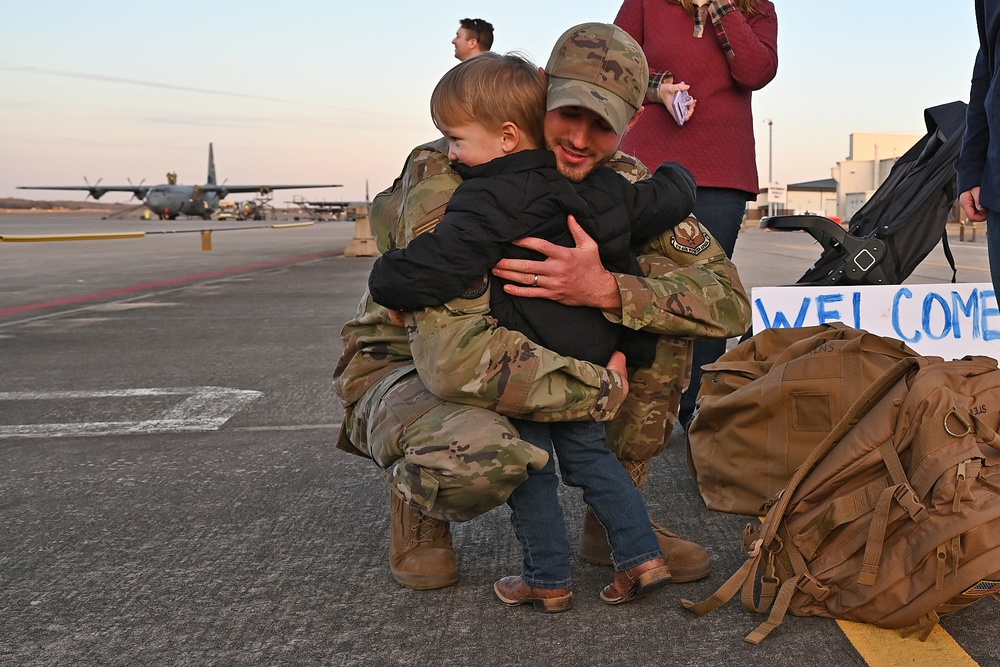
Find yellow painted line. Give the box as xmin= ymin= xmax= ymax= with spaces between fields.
xmin=0 ymin=232 xmax=146 ymax=242
xmin=919 ymin=260 xmax=991 ymax=274
xmin=271 ymin=222 xmax=315 ymax=229
xmin=837 ymin=620 xmax=980 ymax=666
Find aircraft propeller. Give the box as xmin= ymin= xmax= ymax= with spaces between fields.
xmin=127 ymin=177 xmax=149 ymax=200
xmin=83 ymin=176 xmax=107 ymax=200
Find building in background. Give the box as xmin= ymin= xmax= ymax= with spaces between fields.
xmin=747 ymin=131 xmax=921 ymax=224
xmin=831 ymin=132 xmax=921 ymax=220
xmin=748 ymin=178 xmax=838 ymax=222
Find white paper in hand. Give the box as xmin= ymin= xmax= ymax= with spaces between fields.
xmin=671 ymin=89 xmax=694 ymax=126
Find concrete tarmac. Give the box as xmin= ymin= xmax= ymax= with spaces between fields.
xmin=1 ymin=214 xmax=996 ymax=666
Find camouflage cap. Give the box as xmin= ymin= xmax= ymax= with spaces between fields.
xmin=545 ymin=22 xmax=648 ymax=136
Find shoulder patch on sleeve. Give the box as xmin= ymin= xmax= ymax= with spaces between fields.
xmin=460 ymin=276 xmax=489 ymax=299
xmin=669 ymin=218 xmax=712 ymax=255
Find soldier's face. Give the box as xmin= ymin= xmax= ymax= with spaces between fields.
xmin=544 ymin=106 xmax=623 ymax=182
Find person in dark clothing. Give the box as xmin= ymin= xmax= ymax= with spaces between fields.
xmin=957 ymin=0 xmax=1000 ymax=303
xmin=368 ymin=50 xmax=696 ymax=611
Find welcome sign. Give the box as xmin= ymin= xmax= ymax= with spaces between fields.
xmin=751 ymin=283 xmax=1000 ymax=360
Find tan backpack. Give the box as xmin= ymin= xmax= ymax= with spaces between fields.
xmin=683 ymin=355 xmax=1000 ymax=643
xmin=687 ymin=323 xmax=920 ymax=515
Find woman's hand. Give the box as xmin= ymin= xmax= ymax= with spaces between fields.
xmin=657 ymin=80 xmax=697 ymax=122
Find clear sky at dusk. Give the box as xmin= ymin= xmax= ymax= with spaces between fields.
xmin=0 ymin=2 xmax=981 ymax=205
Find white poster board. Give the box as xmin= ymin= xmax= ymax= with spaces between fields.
xmin=751 ymin=283 xmax=1000 ymax=360
xmin=766 ymin=183 xmax=787 ymax=205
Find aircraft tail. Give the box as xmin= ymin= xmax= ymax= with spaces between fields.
xmin=207 ymin=143 xmax=217 ymax=185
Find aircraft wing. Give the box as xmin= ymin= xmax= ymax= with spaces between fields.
xmin=208 ymin=184 xmax=341 ymax=194
xmin=17 ymin=185 xmax=149 ymax=200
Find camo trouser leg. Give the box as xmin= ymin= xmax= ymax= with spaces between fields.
xmin=344 ymin=369 xmax=549 ymax=522
xmin=605 ymin=336 xmax=691 ymax=464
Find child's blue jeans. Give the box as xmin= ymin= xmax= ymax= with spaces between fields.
xmin=507 ymin=419 xmax=662 ymax=589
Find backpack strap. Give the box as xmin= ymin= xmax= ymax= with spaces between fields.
xmin=734 ymin=523 xmax=830 ymax=644
xmin=940 ymin=229 xmax=958 ymax=284
xmin=744 ymin=575 xmax=803 ymax=645
xmin=795 ymin=476 xmax=892 ymax=559
xmin=857 ymin=442 xmax=929 ymax=586
xmin=971 ymin=412 xmax=1000 ymax=449
xmin=899 ymin=610 xmax=941 ymax=642
xmin=681 ymin=558 xmax=757 ymax=616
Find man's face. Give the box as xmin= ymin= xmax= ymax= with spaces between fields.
xmin=452 ymin=28 xmax=478 ymax=61
xmin=543 ymin=106 xmax=623 ymax=182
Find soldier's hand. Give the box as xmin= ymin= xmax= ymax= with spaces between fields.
xmin=606 ymin=351 xmax=630 ymax=400
xmin=492 ymin=215 xmax=622 ymax=311
xmin=960 ymin=187 xmax=988 ymax=222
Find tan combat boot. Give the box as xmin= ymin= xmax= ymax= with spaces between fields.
xmin=389 ymin=491 xmax=459 ymax=590
xmin=578 ymin=459 xmax=711 ymax=583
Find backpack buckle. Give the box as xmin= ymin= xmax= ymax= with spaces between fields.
xmin=797 ymin=574 xmax=831 ymax=601
xmin=893 ymin=485 xmax=928 ymax=522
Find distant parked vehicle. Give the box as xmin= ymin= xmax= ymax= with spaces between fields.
xmin=217 ymin=201 xmax=238 ymax=220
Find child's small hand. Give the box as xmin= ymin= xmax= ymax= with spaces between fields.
xmin=386 ymin=309 xmax=405 ymax=326
xmin=606 ymin=351 xmax=630 ymax=401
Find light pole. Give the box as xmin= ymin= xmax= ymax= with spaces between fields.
xmin=765 ymin=118 xmax=774 ymax=217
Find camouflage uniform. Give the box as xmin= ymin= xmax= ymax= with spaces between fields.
xmin=333 ymin=137 xmax=750 ymax=522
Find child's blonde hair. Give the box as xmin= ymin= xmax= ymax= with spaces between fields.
xmin=430 ymin=52 xmax=546 ymax=147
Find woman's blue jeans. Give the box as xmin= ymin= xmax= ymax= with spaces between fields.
xmin=679 ymin=186 xmax=751 ymax=428
xmin=507 ymin=419 xmax=662 ymax=589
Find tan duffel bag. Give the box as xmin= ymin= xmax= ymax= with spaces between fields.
xmin=686 ymin=323 xmax=919 ymax=515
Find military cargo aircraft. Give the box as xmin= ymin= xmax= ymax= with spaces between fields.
xmin=18 ymin=144 xmax=340 ymax=220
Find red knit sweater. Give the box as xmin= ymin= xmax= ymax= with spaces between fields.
xmin=615 ymin=0 xmax=778 ymax=196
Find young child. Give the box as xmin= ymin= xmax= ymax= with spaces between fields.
xmin=369 ymin=54 xmax=696 ymax=370
xmin=368 ymin=52 xmax=695 ymax=612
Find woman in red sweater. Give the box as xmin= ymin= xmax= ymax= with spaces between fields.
xmin=615 ymin=0 xmax=778 ymax=430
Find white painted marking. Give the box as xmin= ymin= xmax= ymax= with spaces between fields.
xmin=0 ymin=387 xmax=263 ymax=438
xmin=89 ymin=302 xmax=179 ymax=311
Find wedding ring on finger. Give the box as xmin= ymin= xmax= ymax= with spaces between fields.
xmin=533 ymin=274 xmax=539 ymax=287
